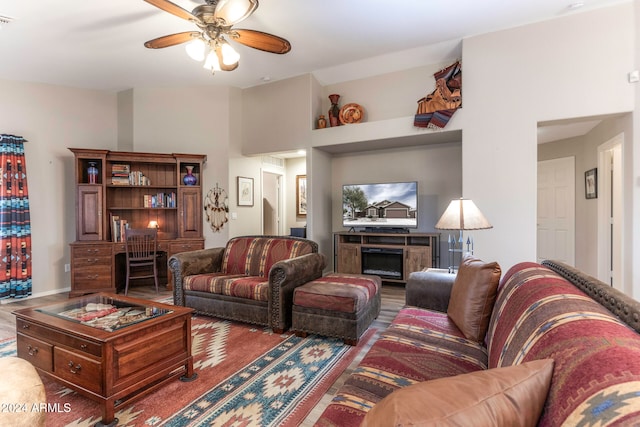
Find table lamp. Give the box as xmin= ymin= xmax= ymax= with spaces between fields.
xmin=435 ymin=198 xmax=492 ymax=273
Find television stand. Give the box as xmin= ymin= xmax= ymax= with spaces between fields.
xmin=334 ymin=231 xmax=440 ymax=284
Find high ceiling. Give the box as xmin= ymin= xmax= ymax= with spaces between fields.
xmin=0 ymin=0 xmax=628 ymax=92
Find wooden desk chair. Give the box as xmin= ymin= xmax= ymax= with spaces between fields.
xmin=124 ymin=228 xmax=159 ymax=295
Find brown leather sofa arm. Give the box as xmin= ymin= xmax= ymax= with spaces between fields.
xmin=169 ymin=247 xmax=225 ymax=306
xmin=268 ymin=252 xmax=327 ymax=332
xmin=405 ymin=270 xmax=457 ymax=313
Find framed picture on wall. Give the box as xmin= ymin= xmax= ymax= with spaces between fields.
xmin=296 ymin=175 xmax=307 ymax=216
xmin=237 ymin=176 xmax=254 ymax=206
xmin=585 ymin=168 xmax=597 ymax=199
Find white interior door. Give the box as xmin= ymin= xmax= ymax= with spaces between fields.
xmin=262 ymin=171 xmax=281 ymax=235
xmin=537 ymin=157 xmax=576 ymax=265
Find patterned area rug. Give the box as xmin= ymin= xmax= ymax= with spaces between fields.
xmin=1 ymin=316 xmax=375 ymax=426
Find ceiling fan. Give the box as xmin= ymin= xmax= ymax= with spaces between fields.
xmin=143 ymin=0 xmax=291 ymax=73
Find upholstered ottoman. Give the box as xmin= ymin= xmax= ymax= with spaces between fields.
xmin=291 ymin=273 xmax=381 ymax=345
xmin=0 ymin=357 xmax=46 ymax=426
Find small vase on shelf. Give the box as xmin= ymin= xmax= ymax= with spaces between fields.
xmin=183 ymin=166 xmax=197 ymax=186
xmin=317 ymin=115 xmax=327 ymax=129
xmin=87 ymin=162 xmax=99 ymax=184
xmin=328 ymin=94 xmax=341 ymax=127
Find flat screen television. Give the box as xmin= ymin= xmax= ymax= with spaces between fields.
xmin=342 ymin=181 xmax=418 ymax=231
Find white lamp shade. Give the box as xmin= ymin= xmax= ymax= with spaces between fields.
xmin=435 ymin=198 xmax=493 ymax=230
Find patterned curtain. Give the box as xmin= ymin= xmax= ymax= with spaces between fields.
xmin=0 ymin=135 xmax=32 ymax=299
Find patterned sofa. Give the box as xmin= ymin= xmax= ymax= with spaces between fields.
xmin=316 ymin=259 xmax=640 ymax=426
xmin=168 ymin=236 xmax=326 ymax=333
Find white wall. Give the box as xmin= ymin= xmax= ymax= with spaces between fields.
xmin=634 ymin=0 xmax=640 ymax=295
xmin=242 ymin=74 xmax=313 ymax=156
xmin=321 ymin=63 xmax=453 ymax=123
xmin=461 ymin=3 xmax=635 ymax=275
xmin=131 ymin=86 xmax=234 ymax=249
xmin=307 ymin=148 xmax=333 ymax=263
xmin=227 ymin=156 xmax=262 ymax=237
xmin=0 ymin=79 xmax=117 ymax=297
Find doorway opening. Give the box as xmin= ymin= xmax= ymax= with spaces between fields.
xmin=262 ymin=171 xmax=282 ymax=235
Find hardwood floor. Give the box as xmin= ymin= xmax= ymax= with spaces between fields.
xmin=0 ymin=282 xmax=406 ymax=426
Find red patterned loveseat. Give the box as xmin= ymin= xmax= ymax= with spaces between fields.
xmin=316 ymin=260 xmax=640 ymax=426
xmin=169 ymin=236 xmax=326 ymax=333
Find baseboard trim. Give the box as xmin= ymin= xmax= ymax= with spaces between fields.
xmin=1 ymin=287 xmax=70 ymax=305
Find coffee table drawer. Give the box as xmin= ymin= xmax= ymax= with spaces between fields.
xmin=16 ymin=319 xmax=102 ymax=357
xmin=54 ymin=347 xmax=102 ymax=394
xmin=16 ymin=333 xmax=53 ymax=372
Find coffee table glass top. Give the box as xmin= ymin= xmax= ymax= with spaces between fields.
xmin=36 ymin=294 xmax=172 ymax=332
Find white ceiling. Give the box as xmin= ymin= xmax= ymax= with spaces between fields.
xmin=0 ymin=0 xmax=626 ymax=146
xmin=0 ymin=0 xmax=627 ymax=92
xmin=537 ymin=119 xmax=603 ymax=144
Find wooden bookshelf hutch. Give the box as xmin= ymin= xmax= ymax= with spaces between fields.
xmin=69 ymin=148 xmax=206 ymax=296
xmin=334 ymin=232 xmax=440 ymax=284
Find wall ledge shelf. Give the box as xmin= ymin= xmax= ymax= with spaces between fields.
xmin=310 ymin=114 xmax=463 ymax=153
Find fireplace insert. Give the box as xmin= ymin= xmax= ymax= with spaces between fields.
xmin=361 ymin=247 xmax=403 ymax=280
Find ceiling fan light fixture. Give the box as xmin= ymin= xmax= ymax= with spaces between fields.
xmin=213 ymin=0 xmax=258 ymax=26
xmin=142 ymin=0 xmax=289 ymax=76
xmin=185 ymin=37 xmax=206 ymax=61
xmin=220 ymin=41 xmax=240 ymax=66
xmin=203 ymin=50 xmax=221 ymax=72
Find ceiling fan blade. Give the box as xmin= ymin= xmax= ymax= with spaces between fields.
xmin=232 ymin=29 xmax=291 ymax=54
xmin=144 ymin=31 xmax=202 ymax=49
xmin=143 ymin=0 xmax=203 ymax=24
xmin=214 ymin=0 xmax=258 ymax=26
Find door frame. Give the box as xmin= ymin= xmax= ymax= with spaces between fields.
xmin=597 ymin=133 xmax=624 ymax=288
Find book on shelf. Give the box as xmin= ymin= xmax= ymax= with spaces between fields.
xmin=143 ymin=192 xmax=176 ymax=208
xmin=110 ymin=214 xmax=128 ymax=242
xmin=111 ymin=176 xmax=130 ymax=185
xmin=111 ymin=163 xmax=130 ymax=173
xmin=110 ymin=170 xmax=151 ymax=186
xmin=129 ymin=171 xmax=151 ymax=186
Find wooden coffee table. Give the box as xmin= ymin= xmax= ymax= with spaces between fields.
xmin=13 ymin=293 xmax=197 ymax=427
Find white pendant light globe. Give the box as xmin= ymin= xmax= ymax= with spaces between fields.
xmin=203 ymin=50 xmax=221 ymax=71
xmin=185 ymin=38 xmax=206 ymax=62
xmin=221 ymin=42 xmax=240 ymax=66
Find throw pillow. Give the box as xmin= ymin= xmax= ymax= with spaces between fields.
xmin=362 ymin=359 xmax=554 ymax=427
xmin=447 ymin=255 xmax=501 ymax=342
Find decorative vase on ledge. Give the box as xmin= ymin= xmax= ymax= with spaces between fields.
xmin=183 ymin=166 xmax=197 ymax=186
xmin=328 ymin=94 xmax=341 ymax=127
xmin=87 ymin=162 xmax=99 ymax=184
